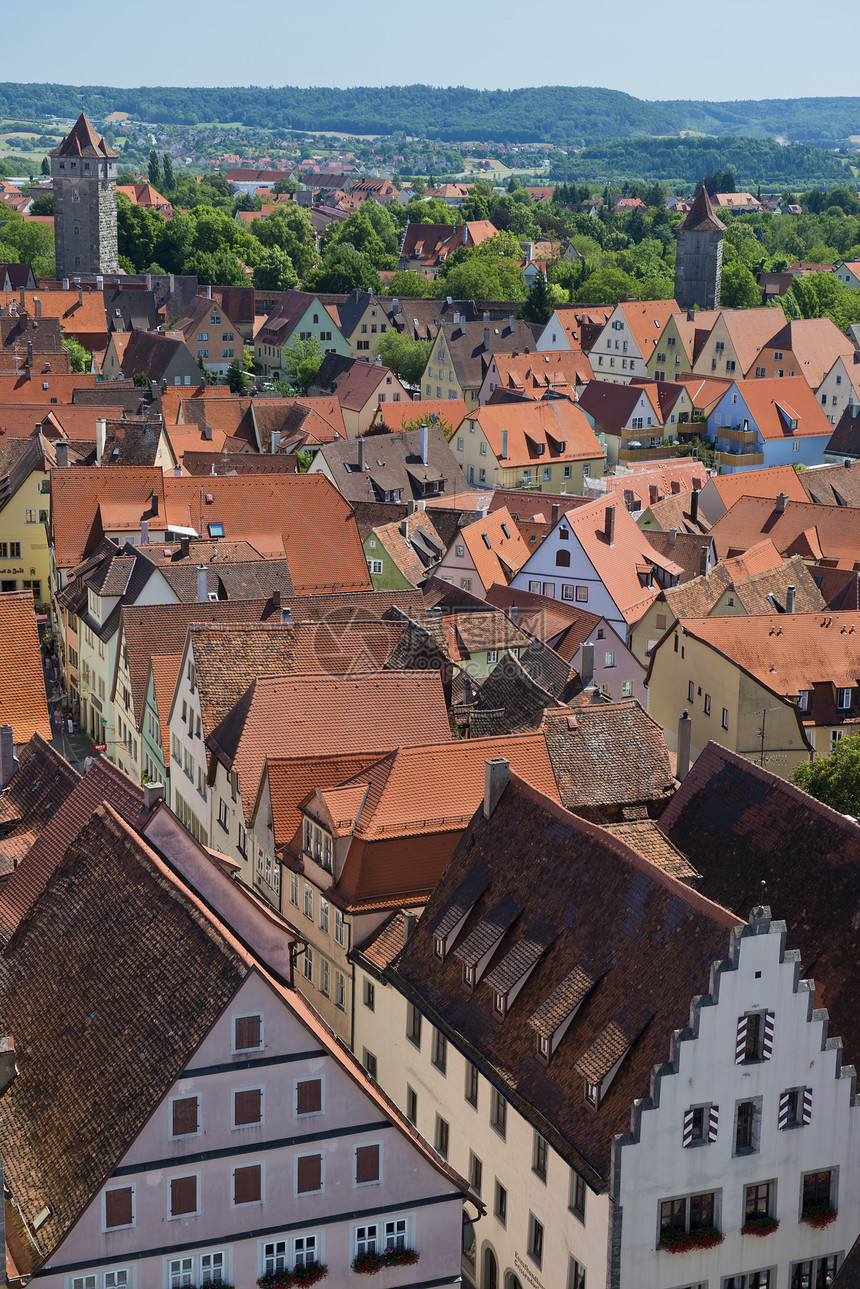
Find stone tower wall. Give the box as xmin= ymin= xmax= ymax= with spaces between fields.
xmin=674 ymin=225 xmax=723 ymax=311
xmin=52 ymin=156 xmax=118 ymax=279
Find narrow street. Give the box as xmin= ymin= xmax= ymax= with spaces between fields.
xmin=41 ymin=653 xmax=98 ymax=774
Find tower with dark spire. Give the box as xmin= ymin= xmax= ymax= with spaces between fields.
xmin=674 ymin=184 xmax=725 ymax=310
xmin=50 ymin=114 xmax=119 ymax=280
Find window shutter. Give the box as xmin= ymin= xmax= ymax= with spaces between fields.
xmin=802 ymin=1087 xmax=813 ymax=1125
xmin=104 ymin=1186 xmax=133 ymax=1228
xmin=762 ymin=1011 xmax=775 ymax=1060
xmin=778 ymin=1091 xmax=790 ymax=1129
xmin=682 ymin=1108 xmax=694 ymax=1147
xmin=296 ymin=1078 xmax=322 ymax=1115
xmin=735 ymin=1015 xmax=749 ymax=1064
xmin=708 ymin=1105 xmax=719 ymax=1142
xmin=170 ymin=1175 xmax=197 ymax=1216
xmin=172 ymin=1096 xmax=198 ymax=1136
xmin=297 ymin=1153 xmax=322 ymax=1193
xmin=234 ymin=1088 xmax=262 ymax=1126
xmin=233 ymin=1163 xmax=262 ymax=1204
xmin=235 ymin=1014 xmax=261 ymax=1049
xmin=356 ymin=1143 xmax=380 ymax=1183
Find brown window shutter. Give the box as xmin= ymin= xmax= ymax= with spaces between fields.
xmin=170 ymin=1175 xmax=197 ymax=1216
xmin=296 ymin=1078 xmax=322 ymax=1115
xmin=356 ymin=1143 xmax=380 ymax=1183
xmin=234 ymin=1087 xmax=262 ymax=1126
xmin=172 ymin=1096 xmax=199 ymax=1136
xmin=296 ymin=1153 xmax=322 ymax=1193
xmin=233 ymin=1163 xmax=262 ymax=1204
xmin=104 ymin=1186 xmax=133 ymax=1228
xmin=235 ymin=1014 xmax=262 ymax=1049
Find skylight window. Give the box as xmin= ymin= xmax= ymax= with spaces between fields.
xmin=208 ymin=522 xmax=225 ymax=538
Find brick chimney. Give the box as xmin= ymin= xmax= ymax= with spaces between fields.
xmin=604 ymin=504 xmax=615 ymax=547
xmin=776 ymin=491 xmax=788 ymax=513
xmin=579 ymin=641 xmax=595 ymax=688
xmin=690 ymin=489 xmax=699 ymax=525
xmin=55 ymin=440 xmax=68 ymax=469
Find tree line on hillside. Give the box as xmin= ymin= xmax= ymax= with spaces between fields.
xmin=656 ymin=97 xmax=860 ymax=149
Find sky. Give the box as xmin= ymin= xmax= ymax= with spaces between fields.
xmin=8 ymin=0 xmax=854 ymax=102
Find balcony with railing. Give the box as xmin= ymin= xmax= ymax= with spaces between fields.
xmin=715 ymin=448 xmax=764 ymax=468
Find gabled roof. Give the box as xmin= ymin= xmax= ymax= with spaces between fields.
xmin=314 ymin=426 xmax=466 ymax=506
xmin=308 ymin=353 xmax=399 ymax=410
xmin=703 ymin=463 xmax=809 ymax=513
xmin=725 ymin=375 xmax=834 ymax=440
xmin=801 ymin=459 xmax=860 ymax=509
xmin=373 ymin=398 xmax=468 ymax=434
xmin=50 ymin=113 xmax=117 ymax=160
xmin=542 ymin=702 xmax=675 ymax=811
xmin=608 ymin=299 xmax=679 ymax=362
xmin=0 ymin=593 xmax=51 ymax=744
xmin=470 ymin=651 xmax=565 ymax=735
xmin=0 ymin=735 xmax=79 ymax=877
xmin=490 ymin=349 xmax=594 ymax=396
xmin=437 ymin=317 xmax=541 ymax=391
xmin=399 ymin=221 xmax=498 ymax=267
xmin=756 ymin=318 xmax=854 ymax=389
xmin=118 ymin=329 xmax=195 ymax=383
xmin=662 ymin=545 xmax=824 ymax=620
xmin=469 ymin=399 xmax=604 ymax=467
xmin=457 ymin=506 xmax=531 ymax=591
xmin=708 ymin=496 xmax=860 ymax=565
xmin=700 ymin=308 xmax=786 ymax=376
xmin=577 ymin=380 xmax=664 ymax=433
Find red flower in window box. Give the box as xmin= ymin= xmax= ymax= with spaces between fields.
xmin=383 ymin=1248 xmax=420 ymax=1267
xmin=351 ymin=1252 xmax=386 ymax=1275
xmin=741 ymin=1216 xmax=780 ymax=1237
xmin=660 ymin=1226 xmax=724 ymax=1253
xmin=257 ymin=1266 xmax=328 ymax=1289
xmin=802 ymin=1203 xmax=837 ymax=1229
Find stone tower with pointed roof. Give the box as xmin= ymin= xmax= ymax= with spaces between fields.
xmin=674 ymin=183 xmax=726 ymax=310
xmin=50 ymin=113 xmax=119 ymax=280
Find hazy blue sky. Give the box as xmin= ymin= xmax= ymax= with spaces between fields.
xmin=9 ymin=0 xmax=852 ymax=102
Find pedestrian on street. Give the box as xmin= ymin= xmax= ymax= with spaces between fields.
xmin=67 ymin=713 xmax=74 ymax=735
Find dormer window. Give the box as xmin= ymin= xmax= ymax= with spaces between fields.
xmin=584 ymin=1081 xmax=599 ymax=1108
xmin=493 ymin=991 xmax=507 ymax=1017
xmin=434 ymin=936 xmax=445 ymax=960
xmin=463 ymin=962 xmax=475 ymax=987
xmin=837 ymin=687 xmax=852 ymax=710
xmin=538 ymin=1035 xmax=550 ymax=1061
xmin=797 ymin=690 xmax=810 ymax=711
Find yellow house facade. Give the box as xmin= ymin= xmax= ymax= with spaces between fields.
xmin=451 ymin=401 xmax=605 ymax=493
xmin=0 ymin=440 xmax=53 ymax=610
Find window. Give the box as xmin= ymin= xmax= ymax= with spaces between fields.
xmin=570 ymin=1171 xmax=586 ymax=1221
xmin=302 ymin=945 xmax=314 ymax=983
xmin=494 ymin=1179 xmax=507 ymax=1226
xmin=745 ymin=1182 xmax=773 ymax=1221
xmin=334 ymin=970 xmax=345 ymax=1010
xmin=533 ymin=1132 xmax=549 ymax=1181
xmin=319 ymin=959 xmax=330 ymax=997
xmin=319 ymin=898 xmax=329 ymax=935
xmin=528 ymin=1214 xmax=544 ymax=1267
xmin=406 ymin=1085 xmax=418 ymax=1125
xmin=170 ymin=1095 xmax=200 ymax=1139
xmin=368 ymin=559 xmax=383 ymax=575
xmin=431 ymin=1029 xmax=447 ymax=1074
xmin=780 ymin=1086 xmax=812 ymax=1128
xmin=465 ymin=1061 xmax=479 ymax=1107
xmin=722 ymin=707 xmax=730 ymax=730
xmin=355 ymin=1223 xmax=378 ymax=1256
xmin=218 ymin=798 xmax=229 ymax=831
xmin=790 ymin=1257 xmax=840 ymax=1289
xmin=407 ymin=1004 xmax=422 ymax=1048
xmin=457 ymin=438 xmax=464 ymax=451
xmin=604 ymin=650 xmax=616 ymax=668
xmin=289 ymin=872 xmax=299 ymax=907
xmin=725 ymin=1275 xmax=773 ymax=1289
xmin=490 ymin=1087 xmax=507 ymax=1138
xmin=460 ymin=577 xmax=472 ymax=591
xmin=296 ymin=1153 xmax=323 ymax=1194
xmin=568 ymin=1258 xmax=586 ymax=1289
xmin=355 ymin=1142 xmax=381 ymax=1184
xmin=802 ymin=1169 xmax=834 ymax=1213
xmin=688 ymin=680 xmax=695 ymax=702
xmin=334 ymin=909 xmax=345 ymax=946
xmin=104 ymin=1185 xmax=135 ymax=1230
xmin=837 ymin=687 xmax=852 ymax=710
xmin=233 ymin=1086 xmax=263 ymax=1127
xmin=292 ymin=1235 xmax=320 ymax=1269
xmin=295 ymin=1076 xmax=323 ymax=1117
xmin=169 ymin=1173 xmax=199 ymax=1218
xmin=736 ymin=1012 xmax=773 ymax=1063
xmin=233 ymin=1013 xmax=263 ymax=1052
xmin=556 ymin=549 xmax=571 ymax=568
xmin=735 ymin=1099 xmax=760 ymax=1153
xmin=363 ymin=977 xmax=375 ymax=1010
xmin=660 ymin=1191 xmax=717 ymax=1243
xmin=435 ymin=1114 xmax=450 ymax=1158
xmin=363 ymin=1049 xmax=377 ymax=1080
xmin=103 ymin=1273 xmax=130 ymax=1289
xmin=574 ymin=585 xmax=588 ymax=603
xmin=303 ymin=884 xmax=314 ymax=920
xmin=704 ymin=694 xmax=711 ymax=716
xmin=232 ymin=1162 xmax=262 ymax=1205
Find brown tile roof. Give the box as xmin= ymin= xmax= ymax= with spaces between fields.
xmin=595 ymin=462 xmax=709 ymax=511
xmin=677 ymin=185 xmax=725 ymax=232
xmin=265 ymin=750 xmax=396 ymax=859
xmin=641 ymin=490 xmax=711 ymax=534
xmin=825 ymin=404 xmax=860 ymax=459
xmin=50 ymin=113 xmax=117 ymax=159
xmin=0 ymin=593 xmax=50 ymax=744
xmin=662 ymin=545 xmax=823 ymax=620
xmin=460 ymin=506 xmax=530 ymax=591
xmin=149 ymin=652 xmax=182 ymax=765
xmin=705 ymin=464 xmax=810 ymax=515
xmin=313 ymin=426 xmax=466 ymax=506
xmin=208 ymin=671 xmax=452 ymax=819
xmin=468 ymin=399 xmax=604 ymax=468
xmin=308 ymin=354 xmax=399 ymax=411
xmin=373 ymin=399 xmax=468 ymax=434
xmin=0 ymin=292 xmax=108 ymax=346
xmin=642 ymin=530 xmax=713 ymax=582
xmin=470 ymin=651 xmax=565 ymax=735
xmin=491 ymin=349 xmax=594 ymax=396
xmin=487 ymin=490 xmax=591 ymax=523
xmin=355 ymin=909 xmax=415 ymax=974
xmin=658 ymin=741 xmax=860 ymax=1065
xmin=0 ymin=371 xmax=101 ymax=405
xmin=399 ymin=221 xmax=498 ymax=268
xmin=601 ymin=818 xmax=699 ymax=882
xmin=0 ymin=735 xmax=79 ymax=878
xmin=0 ymin=757 xmax=146 ymax=941
xmin=438 ymin=317 xmax=541 ymax=393
xmin=388 ymin=775 xmax=740 ymax=1184
xmin=754 ymin=317 xmax=854 ymax=388
xmin=708 ymin=496 xmax=860 ymax=566
xmin=371 ymin=510 xmax=447 ymax=586
xmin=485 ymin=583 xmax=603 ymax=654
xmin=801 ymin=459 xmax=860 ymax=508
xmin=542 ymin=701 xmax=675 ymax=813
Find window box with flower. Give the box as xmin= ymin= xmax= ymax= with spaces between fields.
xmin=660 ymin=1226 xmax=724 ymax=1254
xmin=741 ymin=1215 xmax=779 ymax=1237
xmin=802 ymin=1203 xmax=837 ymax=1229
xmin=257 ymin=1264 xmax=328 ymax=1288
xmin=351 ymin=1248 xmax=421 ymax=1274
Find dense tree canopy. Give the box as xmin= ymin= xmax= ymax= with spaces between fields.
xmin=791 ymin=735 xmax=860 ymax=816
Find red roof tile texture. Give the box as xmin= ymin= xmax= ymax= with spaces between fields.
xmin=0 ymin=593 xmax=51 ymax=743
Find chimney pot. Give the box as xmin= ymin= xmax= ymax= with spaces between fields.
xmin=786 ymin=584 xmax=796 ymax=613
xmin=551 ymin=503 xmax=560 ymax=526
xmin=510 ymin=602 xmax=518 ymax=625
xmin=358 ymin=438 xmax=366 ymax=471
xmin=419 ymin=422 xmax=429 ymax=465
xmin=669 ymin=526 xmax=677 ymax=545
xmin=500 ymin=428 xmax=508 ymax=459
xmin=150 ymin=489 xmax=159 ymax=516
xmin=604 ymin=504 xmax=615 ymax=547
xmin=677 ymin=710 xmax=693 ymax=780
xmin=484 ymin=758 xmax=510 ymax=820
xmin=272 ymin=588 xmax=282 ymax=608
xmin=55 ymin=441 xmax=68 ymax=469
xmin=143 ymin=782 xmax=164 ymax=810
xmin=34 ymin=297 xmax=41 ymax=318
xmin=776 ymin=491 xmax=788 ymax=513
xmin=699 ymin=543 xmax=709 ymax=577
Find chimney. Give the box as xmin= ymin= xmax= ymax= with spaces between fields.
xmin=19 ymin=288 xmax=25 ymax=307
xmin=55 ymin=440 xmax=68 ymax=469
xmin=419 ymin=423 xmax=429 ymax=465
xmin=26 ymin=340 xmax=32 ymax=368
xmin=699 ymin=543 xmax=709 ymax=577
xmin=280 ymin=606 xmax=293 ymax=625
xmin=140 ymin=518 xmax=150 ymax=544
xmin=776 ymin=491 xmax=788 ymax=513
xmin=206 ymin=284 xmax=212 ymax=300
xmin=677 ymin=710 xmax=692 ymax=780
xmin=0 ymin=725 xmax=17 ymax=788
xmin=407 ymin=498 xmax=416 ymax=515
xmin=403 ymin=909 xmax=419 ymax=943
xmin=690 ymin=488 xmax=699 ymax=525
xmin=786 ymin=584 xmax=796 ymax=613
xmin=180 ymin=536 xmax=190 ymax=558
xmin=484 ymin=327 xmax=490 ymax=351
xmin=272 ymin=588 xmax=281 ymax=608
xmin=484 ymin=758 xmax=510 ymax=820
xmin=669 ymin=525 xmax=677 ymax=545
xmin=202 ymin=426 xmax=213 ymax=442
xmin=392 ymin=298 xmax=399 ymax=311
xmin=146 ymin=272 xmax=152 ymax=290
xmin=579 ymin=640 xmax=595 ymax=689
xmin=78 ymin=287 xmax=83 ymax=307
xmin=197 ymin=564 xmax=208 ymax=602
xmin=604 ymin=504 xmax=615 ymax=547
xmin=96 ymin=418 xmax=106 ymax=466
xmin=143 ymin=781 xmax=164 ymax=810
xmin=0 ymin=1036 xmax=17 ymax=1098
xmin=270 ymin=430 xmax=281 ymax=455
xmin=510 ymin=602 xmax=518 ymax=625
xmin=462 ymin=225 xmax=468 ymax=245
xmin=686 ymin=309 xmax=695 ymax=322
xmin=671 ymin=479 xmax=680 ymax=494
xmin=150 ymin=490 xmax=159 ymax=516
xmin=34 ymin=297 xmax=41 ymax=318
xmin=507 ymin=315 xmax=515 ymax=334
xmin=551 ymin=503 xmax=560 ymax=526
xmin=400 ymin=519 xmax=409 ymax=536
xmin=500 ymin=428 xmax=508 ymax=459
xmin=96 ymin=275 xmax=104 ymax=291
xmin=62 ymin=278 xmax=69 ymax=290
xmin=169 ymin=273 xmax=175 ymax=293
xmin=358 ymin=438 xmax=366 ymax=471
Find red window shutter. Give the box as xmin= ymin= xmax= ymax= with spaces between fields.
xmin=296 ymin=1078 xmax=322 ymax=1115
xmin=171 ymin=1096 xmax=198 ymax=1136
xmin=234 ymin=1088 xmax=262 ymax=1126
xmin=708 ymin=1105 xmax=719 ymax=1142
xmin=778 ymin=1091 xmax=790 ymax=1129
xmin=296 ymin=1153 xmax=322 ymax=1193
xmin=356 ymin=1143 xmax=380 ymax=1183
xmin=802 ymin=1087 xmax=813 ymax=1125
xmin=170 ymin=1175 xmax=197 ymax=1216
xmin=104 ymin=1186 xmax=133 ymax=1228
xmin=682 ymin=1109 xmax=694 ymax=1148
xmin=735 ymin=1015 xmax=748 ymax=1064
xmin=235 ymin=1014 xmax=262 ymax=1049
xmin=762 ymin=1011 xmax=775 ymax=1060
xmin=233 ymin=1163 xmax=262 ymax=1204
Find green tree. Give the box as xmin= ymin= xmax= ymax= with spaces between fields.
xmin=719 ymin=261 xmax=761 ymax=309
xmin=254 ymin=246 xmax=299 ymax=292
xmin=575 ymin=266 xmax=640 ymax=305
xmin=249 ymin=204 xmax=316 ymax=277
xmin=519 ymin=273 xmax=554 ymax=324
xmin=383 ymin=270 xmax=436 ymax=298
xmin=132 ymin=371 xmax=150 ymax=388
xmin=304 ymin=244 xmax=382 ymax=294
xmin=226 ymin=356 xmax=251 ymax=393
xmin=162 ymin=154 xmax=175 ymax=192
xmin=282 ymin=335 xmax=324 ymax=395
xmin=374 ymin=331 xmax=432 ymax=386
xmin=791 ymin=734 xmax=860 ymax=816
xmin=40 ymin=156 xmax=49 ymax=176
xmin=398 ymin=413 xmax=455 ymax=440
xmin=148 ymin=149 xmax=161 ymax=188
xmin=273 ymin=177 xmax=298 ymax=196
xmin=62 ymin=337 xmax=91 ymax=374
xmin=29 ymin=192 xmax=53 ymax=216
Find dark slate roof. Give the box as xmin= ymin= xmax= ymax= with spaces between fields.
xmin=472 ymin=652 xmax=564 ymax=734
xmin=824 ymin=405 xmax=860 ymax=459
xmin=119 ymin=331 xmax=195 ymax=383
xmin=0 ymin=806 xmax=246 ymax=1269
xmin=678 ymin=184 xmax=726 ymax=233
xmin=314 ymin=427 xmax=466 ymax=505
xmin=834 ymin=1234 xmax=860 ymax=1289
xmin=50 ymin=113 xmax=117 ymax=160
xmin=0 ymin=436 xmax=48 ymax=516
xmin=438 ymin=317 xmax=541 ymax=392
xmin=387 ymin=775 xmax=740 ymax=1185
xmin=542 ymin=702 xmax=675 ymax=813
xmin=801 ymin=459 xmax=860 ymax=507
xmin=658 ymin=740 xmax=860 ymax=1063
xmin=642 ymin=531 xmax=713 ymax=584
xmin=103 ymin=287 xmax=158 ymax=334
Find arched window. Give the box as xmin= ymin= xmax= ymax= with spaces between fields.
xmin=483 ymin=1248 xmax=498 ymax=1289
xmin=555 ymin=549 xmax=571 ymax=568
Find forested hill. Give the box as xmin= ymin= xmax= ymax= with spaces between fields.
xmin=0 ymin=83 xmax=684 ymax=144
xmin=656 ymin=97 xmax=860 ymax=149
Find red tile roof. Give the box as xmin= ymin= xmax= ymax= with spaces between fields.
xmin=0 ymin=593 xmax=51 ymax=743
